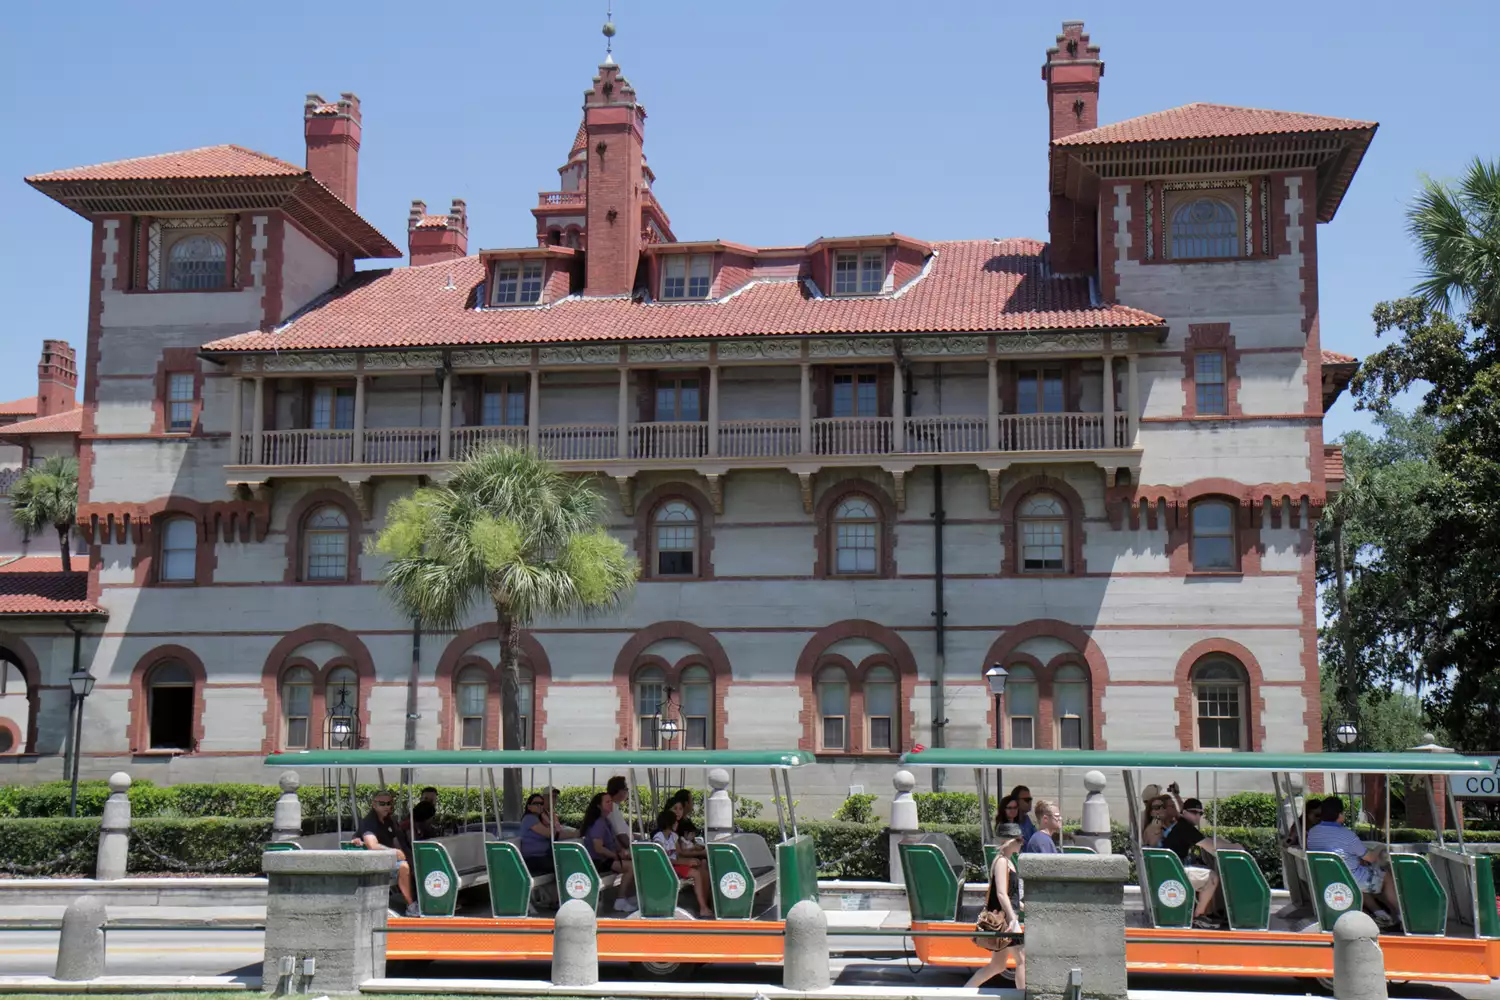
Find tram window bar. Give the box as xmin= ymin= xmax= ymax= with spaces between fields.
xmin=376 ymin=925 xmax=1020 ymax=939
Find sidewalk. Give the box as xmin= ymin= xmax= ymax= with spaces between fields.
xmin=0 ymin=906 xmax=266 ymax=931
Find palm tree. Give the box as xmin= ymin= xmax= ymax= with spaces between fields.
xmin=9 ymin=455 xmax=79 ymax=573
xmin=1408 ymin=157 xmax=1500 ymax=329
xmin=373 ymin=445 xmax=638 ymax=819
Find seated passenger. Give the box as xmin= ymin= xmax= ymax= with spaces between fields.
xmin=581 ymin=792 xmax=637 ymax=912
xmin=359 ymin=791 xmax=419 ymax=918
xmin=1142 ymin=795 xmax=1172 ymax=848
xmin=1162 ymin=798 xmax=1237 ymax=930
xmin=653 ymin=809 xmax=713 ymax=915
xmin=520 ymin=789 xmax=576 ymax=876
xmin=1287 ymin=797 xmax=1321 ymax=848
xmin=410 ymin=800 xmax=440 ymax=841
xmin=1022 ymin=799 xmax=1061 ymax=854
xmin=605 ymin=776 xmax=635 ymax=850
xmin=1305 ymin=796 xmax=1399 ymax=928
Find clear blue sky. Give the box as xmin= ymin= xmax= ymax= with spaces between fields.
xmin=1 ymin=1 xmax=1494 ymax=440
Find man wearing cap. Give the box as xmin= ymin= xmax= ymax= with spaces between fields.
xmin=1162 ymin=797 xmax=1235 ymax=929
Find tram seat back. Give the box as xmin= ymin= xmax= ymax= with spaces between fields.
xmin=1305 ymin=851 xmax=1364 ymax=931
xmin=898 ymin=842 xmax=961 ymax=922
xmin=1215 ymin=849 xmax=1270 ymax=931
xmin=631 ymin=842 xmax=685 ymax=919
xmin=1388 ymin=852 xmax=1448 ymax=936
xmin=1281 ymin=845 xmax=1311 ymax=908
xmin=1140 ymin=848 xmax=1195 ymax=928
xmin=707 ymin=833 xmax=776 ymax=919
xmin=777 ymin=834 xmax=820 ymax=920
xmin=1062 ymin=845 xmax=1098 ymax=855
xmin=1428 ymin=845 xmax=1500 ymax=938
xmin=1479 ymin=852 xmax=1500 ymax=938
xmin=484 ymin=840 xmax=535 ymax=917
xmin=413 ymin=840 xmax=462 ymax=917
xmin=552 ymin=841 xmax=605 ymax=912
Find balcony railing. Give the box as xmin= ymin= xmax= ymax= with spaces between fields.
xmin=231 ymin=412 xmax=1134 ymax=469
xmin=537 ymin=191 xmax=586 ymax=207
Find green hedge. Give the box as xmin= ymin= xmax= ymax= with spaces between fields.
xmin=0 ymin=818 xmax=271 ymax=877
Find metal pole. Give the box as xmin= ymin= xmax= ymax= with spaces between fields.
xmin=404 ymin=619 xmax=421 ymax=752
xmin=66 ymin=621 xmax=84 ymax=819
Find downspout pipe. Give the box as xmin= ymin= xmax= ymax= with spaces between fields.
xmin=403 ymin=619 xmax=421 ymax=787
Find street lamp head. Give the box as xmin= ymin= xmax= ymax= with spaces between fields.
xmin=658 ymin=716 xmax=681 ymax=745
xmin=1335 ymin=721 xmax=1359 ymax=747
xmin=68 ymin=670 xmax=95 ymax=699
xmin=985 ymin=664 xmax=1009 ymax=697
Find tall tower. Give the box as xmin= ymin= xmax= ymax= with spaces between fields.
xmin=581 ymin=13 xmax=648 ymax=297
xmin=1042 ymin=22 xmax=1103 ymax=275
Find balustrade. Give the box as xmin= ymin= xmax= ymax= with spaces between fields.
xmin=632 ymin=421 xmax=709 ymax=460
xmin=996 ymin=412 xmax=1108 ymax=452
xmin=363 ymin=428 xmax=442 ymax=465
xmin=451 ymin=425 xmax=528 ymax=461
xmin=717 ymin=419 xmax=801 ymax=458
xmin=259 ymin=429 xmax=352 ymax=467
xmin=812 ymin=417 xmax=893 ymax=456
xmin=903 ymin=415 xmax=988 ymax=454
xmin=539 ymin=423 xmax=617 ymax=462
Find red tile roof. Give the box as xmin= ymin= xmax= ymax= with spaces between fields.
xmin=1321 ymin=350 xmax=1357 ymax=365
xmin=202 ymin=239 xmax=1165 ymax=353
xmin=569 ymin=120 xmax=588 ymax=155
xmin=309 ymin=103 xmax=341 ymax=116
xmin=25 ymin=144 xmax=305 ymax=183
xmin=1055 ymin=103 xmax=1376 ymax=146
xmin=0 ymin=556 xmax=64 ymax=574
xmin=0 ymin=573 xmax=104 ymax=616
xmin=0 ymin=409 xmax=82 ymax=437
xmin=0 ymin=397 xmax=37 ymax=416
xmin=413 ymin=215 xmax=453 ymax=229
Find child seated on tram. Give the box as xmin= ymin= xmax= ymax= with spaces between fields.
xmin=653 ymin=809 xmax=714 ymax=915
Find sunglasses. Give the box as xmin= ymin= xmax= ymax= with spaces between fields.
xmin=373 ymin=801 xmax=392 ymax=808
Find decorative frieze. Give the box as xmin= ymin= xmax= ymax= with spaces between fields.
xmin=715 ymin=339 xmax=802 ymax=361
xmin=627 ymin=342 xmax=710 ymax=364
xmin=362 ymin=350 xmax=444 ymax=370
xmin=451 ymin=348 xmax=532 ymax=368
xmin=261 ymin=352 xmax=357 ymax=372
xmin=996 ymin=332 xmax=1106 ymax=354
xmin=1111 ymin=332 xmax=1130 ymax=351
xmin=538 ymin=345 xmax=620 ymax=365
xmin=237 ymin=356 xmax=261 ymax=373
xmin=807 ymin=338 xmax=893 ymax=359
xmin=901 ymin=336 xmax=987 ymax=357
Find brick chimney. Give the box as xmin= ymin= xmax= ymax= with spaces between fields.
xmin=304 ymin=92 xmax=362 ymax=209
xmin=407 ymin=199 xmax=469 ymax=266
xmin=582 ymin=62 xmax=646 ymax=297
xmin=1043 ymin=22 xmax=1103 ymax=275
xmin=36 ymin=340 xmax=77 ymax=418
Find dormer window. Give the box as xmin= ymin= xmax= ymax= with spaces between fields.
xmin=834 ymin=250 xmax=885 ymax=295
xmin=144 ymin=217 xmax=234 ymax=291
xmin=493 ymin=261 xmax=544 ymax=305
xmin=662 ymin=254 xmax=711 ymax=300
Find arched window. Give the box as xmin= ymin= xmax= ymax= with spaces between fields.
xmin=159 ymin=517 xmax=197 ymax=583
xmin=517 ymin=665 xmax=535 ymax=749
xmin=680 ymin=665 xmax=712 ymax=750
xmin=1019 ymin=493 xmax=1067 ymax=573
xmin=325 ymin=666 xmax=359 ymax=749
xmin=303 ymin=505 xmax=351 ymax=581
xmin=167 ymin=234 xmax=228 ymax=290
xmin=146 ymin=660 xmax=195 ymax=751
xmin=1054 ymin=663 xmax=1090 ymax=750
xmin=1190 ymin=500 xmax=1237 ymax=571
xmin=1192 ymin=657 xmax=1247 ymax=750
xmin=865 ymin=665 xmax=896 ymax=752
xmin=456 ymin=666 xmax=489 ymax=750
xmin=833 ymin=496 xmax=881 ymax=575
xmin=1170 ymin=198 xmax=1239 ymax=260
xmin=634 ymin=666 xmax=666 ymax=748
xmin=1004 ymin=665 xmax=1037 ymax=749
xmin=0 ymin=661 xmax=28 ymax=754
xmin=816 ymin=666 xmax=850 ymax=751
xmin=282 ymin=666 xmax=313 ymax=750
xmin=653 ymin=501 xmax=698 ymax=577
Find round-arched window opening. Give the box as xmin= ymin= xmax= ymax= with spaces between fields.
xmin=167 ymin=234 xmax=228 ymax=290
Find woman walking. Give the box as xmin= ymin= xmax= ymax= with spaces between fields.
xmin=966 ymin=822 xmax=1026 ymax=989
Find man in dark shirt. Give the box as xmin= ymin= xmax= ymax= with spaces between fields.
xmin=1161 ymin=797 xmax=1230 ymax=928
xmin=359 ymin=791 xmax=419 ymax=917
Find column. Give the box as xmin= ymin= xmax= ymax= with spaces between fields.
xmin=351 ymin=374 xmax=366 ymax=464
xmin=891 ymin=362 xmax=905 ymax=453
xmin=1015 ymin=853 xmax=1130 ymax=1000
xmin=1101 ymin=353 xmax=1116 ymax=448
xmin=228 ymin=377 xmax=243 ymax=463
xmin=251 ymin=377 xmax=265 ymax=465
xmin=985 ymin=358 xmax=999 ymax=451
xmin=1126 ymin=354 xmax=1140 ymax=446
xmin=262 ymin=850 xmax=393 ymax=992
xmin=616 ymin=367 xmax=629 ymax=458
xmin=438 ymin=370 xmax=452 ymax=461
xmin=799 ymin=363 xmax=812 ymax=456
xmin=706 ymin=365 xmax=719 ymax=457
xmin=528 ymin=369 xmax=541 ymax=452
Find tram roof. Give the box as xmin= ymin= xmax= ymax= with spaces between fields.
xmin=264 ymin=749 xmax=817 ymax=769
xmin=898 ymin=749 xmax=1497 ymax=775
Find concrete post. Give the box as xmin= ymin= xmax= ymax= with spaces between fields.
xmin=262 ymin=850 xmax=392 ymax=993
xmin=1079 ymin=770 xmax=1112 ymax=855
xmin=552 ymin=898 xmax=600 ymax=987
xmin=273 ymin=771 xmax=303 ymax=842
xmin=705 ymin=768 xmax=734 ymax=841
xmin=798 ymin=362 xmax=812 ymax=456
xmin=528 ymin=368 xmax=541 ymax=452
xmin=438 ymin=371 xmax=453 ymax=461
xmin=1332 ymin=911 xmax=1387 ymax=1000
xmin=783 ymin=899 xmax=831 ymax=991
xmin=888 ymin=768 xmax=920 ymax=885
xmin=1015 ymin=853 xmax=1130 ymax=1000
xmin=1100 ymin=355 xmax=1115 ymax=446
xmin=53 ymin=896 xmax=106 ymax=981
xmin=95 ymin=772 xmax=131 ymax=881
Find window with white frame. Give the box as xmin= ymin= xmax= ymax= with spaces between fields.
xmin=1190 ymin=500 xmax=1237 ymax=572
xmin=816 ymin=666 xmax=850 ymax=751
xmin=493 ymin=261 xmax=545 ymax=305
xmin=662 ymin=254 xmax=712 ymax=299
xmin=303 ymin=505 xmax=350 ymax=581
xmin=159 ymin=517 xmax=197 ymax=582
xmin=653 ymin=500 xmax=698 ymax=577
xmin=482 ymin=377 xmax=528 ymax=426
xmin=282 ymin=666 xmax=313 ymax=750
xmin=1004 ymin=665 xmax=1037 ymax=749
xmin=1195 ymin=352 xmax=1227 ymax=415
xmin=456 ymin=666 xmax=488 ymax=750
xmin=1169 ymin=197 xmax=1239 ymax=260
xmin=635 ymin=666 xmax=666 ymax=749
xmin=517 ymin=665 xmax=534 ymax=749
xmin=865 ymin=665 xmax=896 ymax=752
xmin=1019 ymin=493 xmax=1067 ymax=573
xmin=325 ymin=666 xmax=358 ymax=749
xmin=166 ymin=373 xmax=195 ymax=432
xmin=1193 ymin=657 xmax=1247 ymax=750
xmin=1054 ymin=663 xmax=1089 ymax=750
xmin=833 ymin=250 xmax=884 ymax=295
xmin=680 ymin=665 xmax=711 ymax=750
xmin=833 ymin=495 xmax=880 ymax=575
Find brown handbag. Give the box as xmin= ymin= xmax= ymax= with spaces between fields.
xmin=972 ymin=908 xmax=1010 ymax=951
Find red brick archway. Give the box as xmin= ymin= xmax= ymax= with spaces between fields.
xmin=1172 ymin=638 xmax=1268 ymax=751
xmin=794 ymin=620 xmax=918 ymax=755
xmin=0 ymin=632 xmax=41 ymax=754
xmin=612 ymin=621 xmax=732 ymax=750
xmin=435 ymin=623 xmax=553 ymax=750
xmin=127 ymin=644 xmax=207 ymax=754
xmin=259 ymin=624 xmax=376 ymax=752
xmin=982 ymin=620 xmax=1111 ymax=749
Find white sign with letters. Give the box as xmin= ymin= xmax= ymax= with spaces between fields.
xmin=1452 ymin=760 xmax=1500 ymax=800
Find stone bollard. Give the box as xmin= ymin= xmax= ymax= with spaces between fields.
xmin=1332 ymin=911 xmax=1387 ymax=1000
xmin=887 ymin=769 xmax=920 ymax=885
xmin=705 ymin=768 xmax=734 ymax=842
xmin=1015 ymin=853 xmax=1130 ymax=1000
xmin=783 ymin=899 xmax=831 ymax=991
xmin=1078 ymin=770 xmax=1112 ymax=855
xmin=272 ymin=771 xmax=302 ymax=842
xmin=262 ymin=850 xmax=393 ymax=993
xmin=552 ymin=898 xmax=600 ymax=987
xmin=54 ymin=896 xmax=107 ymax=981
xmin=96 ymin=772 xmax=131 ymax=881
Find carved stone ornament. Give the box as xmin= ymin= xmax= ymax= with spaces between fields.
xmin=538 ymin=345 xmax=620 ymax=365
xmin=627 ymin=341 xmax=711 ymax=364
xmin=987 ymin=470 xmax=1003 ymax=511
xmin=614 ymin=476 xmax=634 ymax=516
xmin=261 ymin=352 xmax=357 ymax=372
xmin=997 ymin=332 xmax=1105 ymax=354
xmin=902 ymin=336 xmax=987 ymax=357
xmin=343 ymin=479 xmax=373 ymax=520
xmin=363 ymin=350 xmax=444 ymax=370
xmin=451 ymin=348 xmax=532 ymax=368
xmin=715 ymin=339 xmax=802 ymax=361
xmin=1111 ymin=332 xmax=1130 ymax=350
xmin=797 ymin=473 xmax=814 ymax=514
xmin=704 ymin=474 xmax=724 ymax=514
xmin=807 ymin=338 xmax=893 ymax=359
xmin=237 ymin=356 xmax=261 ymax=373
xmin=891 ymin=470 xmax=907 ymax=512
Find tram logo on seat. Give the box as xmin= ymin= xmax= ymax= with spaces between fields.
xmin=1324 ymin=882 xmax=1355 ymax=911
xmin=423 ymin=871 xmax=451 ymax=898
xmin=565 ymin=872 xmax=593 ymax=899
xmin=719 ymin=872 xmax=747 ymax=899
xmin=1157 ymin=879 xmax=1187 ymax=908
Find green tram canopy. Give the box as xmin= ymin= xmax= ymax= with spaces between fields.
xmin=264 ymin=749 xmax=817 ymax=770
xmin=899 ymin=748 xmax=1498 ymax=776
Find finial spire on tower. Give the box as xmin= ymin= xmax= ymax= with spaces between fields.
xmin=602 ymin=2 xmax=616 ymax=65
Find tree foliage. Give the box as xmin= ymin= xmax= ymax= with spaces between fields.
xmin=8 ymin=455 xmax=78 ymax=573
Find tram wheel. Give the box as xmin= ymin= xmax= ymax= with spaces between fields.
xmin=631 ymin=960 xmax=699 ymax=982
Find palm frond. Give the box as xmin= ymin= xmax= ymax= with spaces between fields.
xmin=9 ymin=455 xmax=79 ymax=534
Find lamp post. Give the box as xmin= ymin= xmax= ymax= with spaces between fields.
xmin=986 ymin=664 xmax=1009 ymax=799
xmin=67 ymin=668 xmax=96 ymax=818
xmin=657 ymin=716 xmax=680 ymax=749
xmin=1335 ymin=720 xmax=1359 ymax=749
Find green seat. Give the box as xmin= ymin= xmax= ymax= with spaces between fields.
xmin=1062 ymin=846 xmax=1097 ymax=855
xmin=631 ymin=842 xmax=687 ymax=918
xmin=776 ymin=835 xmax=819 ymax=919
xmin=1140 ymin=847 xmax=1195 ymax=928
xmin=1389 ymin=853 xmax=1447 ymax=937
xmin=707 ymin=835 xmax=774 ymax=919
xmin=553 ymin=841 xmax=603 ymax=912
xmin=484 ymin=841 xmax=537 ymax=917
xmin=899 ymin=842 xmax=961 ymax=921
xmin=263 ymin=842 xmax=299 ymax=852
xmin=1306 ymin=851 xmax=1363 ymax=931
xmin=1215 ymin=849 xmax=1270 ymax=931
xmin=1478 ymin=854 xmax=1500 ymax=938
xmin=413 ymin=841 xmax=461 ymax=917
xmin=340 ymin=841 xmax=365 ymax=850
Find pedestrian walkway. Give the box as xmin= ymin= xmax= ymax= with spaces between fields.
xmin=0 ymin=905 xmax=265 ymax=930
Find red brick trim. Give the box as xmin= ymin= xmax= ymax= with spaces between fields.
xmin=792 ymin=620 xmax=918 ymax=755
xmin=991 ymin=651 xmax=1045 ymax=750
xmin=133 ymin=502 xmax=220 ymax=588
xmin=283 ymin=488 xmax=363 ymax=584
xmin=982 ymin=620 xmax=1110 ymax=750
xmin=126 ymin=644 xmax=207 ymax=753
xmin=258 ymin=624 xmax=376 ymax=753
xmin=1157 ymin=480 xmax=1266 ymax=576
xmin=260 ymin=213 xmax=286 ymax=331
xmin=612 ymin=621 xmax=732 ymax=750
xmin=634 ymin=482 xmax=716 ymax=581
xmin=79 ymin=498 xmax=270 ymax=546
xmin=1172 ymin=638 xmax=1268 ymax=752
xmin=150 ymin=347 xmax=206 ymax=436
xmin=0 ymin=717 xmax=21 ymax=755
xmin=1180 ymin=323 xmax=1242 ymax=418
xmin=0 ymin=632 xmax=41 ymax=754
xmin=434 ymin=622 xmax=553 ymax=751
xmin=998 ymin=474 xmax=1086 ymax=577
xmin=813 ymin=478 xmax=898 ymax=579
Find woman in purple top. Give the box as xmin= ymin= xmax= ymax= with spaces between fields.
xmin=580 ymin=792 xmax=637 ymax=911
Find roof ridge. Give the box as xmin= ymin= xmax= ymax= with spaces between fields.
xmin=224 ymin=143 xmax=305 ymax=172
